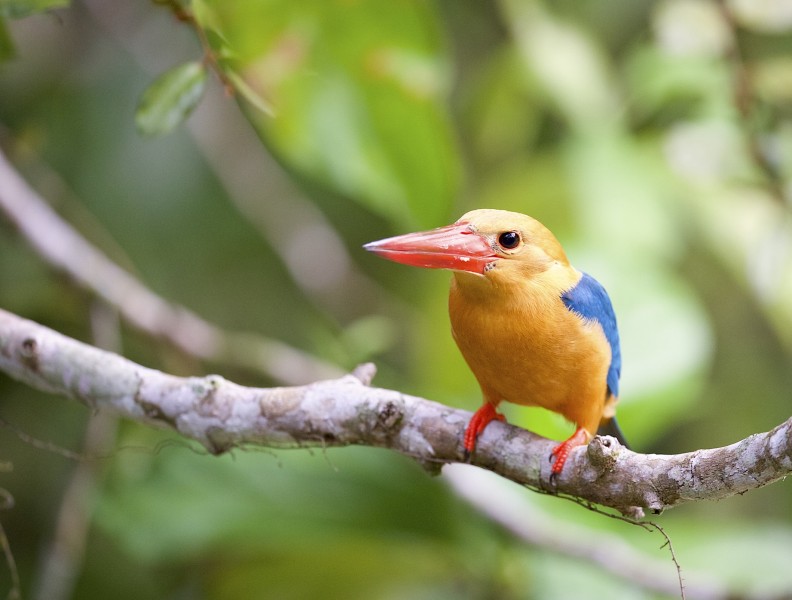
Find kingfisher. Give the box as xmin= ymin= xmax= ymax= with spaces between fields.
xmin=364 ymin=209 xmax=626 ymax=477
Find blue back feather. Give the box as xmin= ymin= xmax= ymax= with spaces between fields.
xmin=561 ymin=272 xmax=621 ymax=397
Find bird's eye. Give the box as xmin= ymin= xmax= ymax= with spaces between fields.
xmin=498 ymin=231 xmax=521 ymax=250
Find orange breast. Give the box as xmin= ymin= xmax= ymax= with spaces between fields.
xmin=449 ymin=271 xmax=611 ymax=434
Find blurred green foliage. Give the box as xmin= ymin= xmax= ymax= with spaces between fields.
xmin=0 ymin=0 xmax=66 ymax=19
xmin=135 ymin=60 xmax=207 ymax=137
xmin=1 ymin=0 xmax=792 ymax=599
xmin=194 ymin=0 xmax=460 ymax=228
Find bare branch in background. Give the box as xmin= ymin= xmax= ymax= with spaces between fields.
xmin=0 ymin=147 xmax=340 ymax=385
xmin=444 ymin=466 xmax=729 ymax=600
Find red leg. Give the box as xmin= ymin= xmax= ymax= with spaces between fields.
xmin=464 ymin=402 xmax=505 ymax=455
xmin=550 ymin=426 xmax=590 ymax=476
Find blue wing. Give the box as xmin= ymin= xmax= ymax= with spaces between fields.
xmin=561 ymin=272 xmax=621 ymax=398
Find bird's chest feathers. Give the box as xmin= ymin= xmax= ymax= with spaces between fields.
xmin=449 ymin=279 xmax=586 ymax=361
xmin=448 ymin=271 xmax=609 ymax=409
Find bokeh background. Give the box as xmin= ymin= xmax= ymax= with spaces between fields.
xmin=1 ymin=0 xmax=792 ymax=598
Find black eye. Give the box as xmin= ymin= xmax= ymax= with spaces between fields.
xmin=498 ymin=231 xmax=521 ymax=250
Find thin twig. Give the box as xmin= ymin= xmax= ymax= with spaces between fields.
xmin=0 ymin=416 xmax=88 ymax=462
xmin=650 ymin=521 xmax=686 ymax=600
xmin=570 ymin=500 xmax=688 ymax=600
xmin=154 ymin=0 xmax=236 ymax=96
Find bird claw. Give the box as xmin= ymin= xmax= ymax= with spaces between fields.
xmin=544 ymin=449 xmax=562 ymax=492
xmin=547 ymin=426 xmax=589 ymax=483
xmin=462 ymin=403 xmax=505 ymax=459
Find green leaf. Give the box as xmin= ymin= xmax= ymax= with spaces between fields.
xmin=0 ymin=0 xmax=68 ymax=18
xmin=135 ymin=61 xmax=207 ymax=137
xmin=192 ymin=0 xmax=461 ymax=227
xmin=0 ymin=17 xmax=14 ymax=61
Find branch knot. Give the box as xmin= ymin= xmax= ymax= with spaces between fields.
xmin=587 ymin=435 xmax=621 ymax=471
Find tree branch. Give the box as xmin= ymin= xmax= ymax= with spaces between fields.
xmin=1 ymin=308 xmax=790 ymax=518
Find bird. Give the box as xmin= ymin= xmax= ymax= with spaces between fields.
xmin=364 ymin=208 xmax=627 ymax=478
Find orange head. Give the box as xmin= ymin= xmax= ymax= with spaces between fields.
xmin=364 ymin=209 xmax=569 ymax=284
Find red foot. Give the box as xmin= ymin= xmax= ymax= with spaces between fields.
xmin=464 ymin=403 xmax=505 ymax=455
xmin=550 ymin=426 xmax=589 ymax=477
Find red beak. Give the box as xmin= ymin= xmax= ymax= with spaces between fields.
xmin=364 ymin=222 xmax=497 ymax=275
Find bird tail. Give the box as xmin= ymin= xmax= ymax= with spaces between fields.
xmin=596 ymin=417 xmax=630 ymax=449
